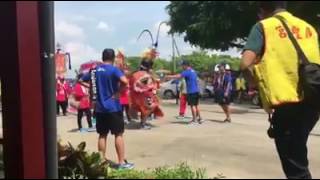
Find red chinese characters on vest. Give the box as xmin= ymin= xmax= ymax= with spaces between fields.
xmin=275 ymin=25 xmax=313 ymax=39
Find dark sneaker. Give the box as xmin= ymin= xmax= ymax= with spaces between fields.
xmin=198 ymin=119 xmax=204 ymax=124
xmin=141 ymin=124 xmax=151 ymax=130
xmin=118 ymin=162 xmax=134 ymax=170
xmin=224 ymin=118 xmax=232 ymax=123
xmin=188 ymin=120 xmax=198 ymax=126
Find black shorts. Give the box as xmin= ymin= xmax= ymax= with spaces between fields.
xmin=215 ymin=92 xmax=231 ymax=105
xmin=95 ymin=112 xmax=124 ymax=135
xmin=187 ymin=93 xmax=200 ymax=106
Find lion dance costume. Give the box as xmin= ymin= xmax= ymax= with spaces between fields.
xmin=128 ymin=48 xmax=164 ymax=119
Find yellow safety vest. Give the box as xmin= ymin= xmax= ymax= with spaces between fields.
xmin=236 ymin=78 xmax=246 ymax=91
xmin=254 ymin=11 xmax=320 ymax=111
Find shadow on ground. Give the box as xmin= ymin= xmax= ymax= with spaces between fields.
xmin=202 ymin=109 xmax=250 ymax=114
xmin=125 ymin=121 xmax=157 ymax=130
xmin=68 ymin=128 xmax=79 ymax=133
xmin=206 ymin=119 xmax=227 ymax=124
xmin=171 ymin=121 xmax=190 ymax=125
xmin=311 ymin=133 xmax=320 ymax=137
xmin=171 ymin=119 xmax=230 ymax=125
xmin=68 ymin=128 xmax=97 ymax=133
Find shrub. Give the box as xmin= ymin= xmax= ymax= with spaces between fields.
xmin=58 ymin=141 xmax=108 ymax=179
xmin=58 ymin=141 xmax=224 ymax=179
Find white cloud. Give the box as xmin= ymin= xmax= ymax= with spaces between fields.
xmin=97 ymin=21 xmax=114 ymax=32
xmin=153 ymin=21 xmax=171 ymax=38
xmin=55 ymin=21 xmax=86 ymax=42
xmin=208 ymin=47 xmax=241 ymax=58
xmin=55 ymin=20 xmax=101 ymax=78
xmin=64 ymin=42 xmax=101 ymax=78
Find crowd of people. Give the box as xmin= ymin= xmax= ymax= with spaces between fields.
xmin=54 ymin=1 xmax=320 ymax=178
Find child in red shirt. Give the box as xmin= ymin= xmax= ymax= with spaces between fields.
xmin=73 ymin=76 xmax=93 ymax=131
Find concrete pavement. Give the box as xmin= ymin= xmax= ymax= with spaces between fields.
xmin=57 ymin=100 xmax=320 ymax=179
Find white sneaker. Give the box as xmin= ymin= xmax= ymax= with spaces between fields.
xmin=188 ymin=121 xmax=198 ymax=126
xmin=176 ymin=115 xmax=185 ymax=120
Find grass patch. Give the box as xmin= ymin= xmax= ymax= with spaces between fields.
xmin=108 ymin=162 xmax=208 ymax=179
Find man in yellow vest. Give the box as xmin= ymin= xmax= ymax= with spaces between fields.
xmin=241 ymin=1 xmax=320 ymax=179
xmin=235 ymin=74 xmax=246 ymax=104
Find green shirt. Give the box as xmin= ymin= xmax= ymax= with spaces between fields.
xmin=243 ymin=23 xmax=264 ymax=56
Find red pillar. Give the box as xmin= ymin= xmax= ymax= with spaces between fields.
xmin=0 ymin=1 xmax=47 ymax=178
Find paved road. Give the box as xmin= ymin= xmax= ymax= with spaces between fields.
xmin=57 ymin=100 xmax=320 ymax=179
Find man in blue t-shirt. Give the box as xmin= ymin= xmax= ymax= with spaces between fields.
xmin=81 ymin=48 xmax=133 ymax=170
xmin=168 ymin=60 xmax=203 ymax=124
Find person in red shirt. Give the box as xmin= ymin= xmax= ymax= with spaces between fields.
xmin=73 ymin=75 xmax=93 ymax=131
xmin=56 ymin=76 xmax=68 ymax=116
xmin=119 ymin=69 xmax=132 ymax=124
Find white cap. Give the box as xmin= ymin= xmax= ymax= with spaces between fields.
xmin=225 ymin=64 xmax=231 ymax=70
xmin=215 ymin=63 xmax=231 ymax=71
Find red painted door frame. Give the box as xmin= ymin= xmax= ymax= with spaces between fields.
xmin=0 ymin=1 xmax=51 ymax=178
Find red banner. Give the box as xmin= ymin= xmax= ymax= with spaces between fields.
xmin=55 ymin=53 xmax=66 ymax=75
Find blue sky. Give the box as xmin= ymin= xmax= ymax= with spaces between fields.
xmin=54 ymin=1 xmax=240 ymax=77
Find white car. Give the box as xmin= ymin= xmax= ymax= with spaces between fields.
xmin=159 ymin=79 xmax=214 ymax=99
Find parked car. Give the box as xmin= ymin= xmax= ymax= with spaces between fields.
xmin=159 ymin=79 xmax=214 ymax=99
xmin=159 ymin=79 xmax=179 ymax=99
xmin=203 ymin=84 xmax=214 ymax=98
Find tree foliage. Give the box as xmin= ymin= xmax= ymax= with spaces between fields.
xmin=179 ymin=51 xmax=241 ymax=73
xmin=126 ymin=56 xmax=172 ymax=72
xmin=126 ymin=52 xmax=241 ymax=74
xmin=167 ymin=1 xmax=320 ymax=50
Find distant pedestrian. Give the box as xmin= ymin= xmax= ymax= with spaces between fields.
xmin=73 ymin=74 xmax=93 ymax=132
xmin=214 ymin=63 xmax=232 ymax=123
xmin=177 ymin=79 xmax=187 ymax=119
xmin=120 ymin=69 xmax=132 ymax=124
xmin=235 ymin=74 xmax=246 ymax=104
xmin=168 ymin=60 xmax=203 ymax=124
xmin=56 ymin=76 xmax=69 ymax=116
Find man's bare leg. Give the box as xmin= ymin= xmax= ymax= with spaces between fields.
xmin=196 ymin=105 xmax=202 ymax=120
xmin=191 ymin=105 xmax=197 ymax=122
xmin=98 ymin=134 xmax=107 ymax=160
xmin=222 ymin=105 xmax=231 ymax=122
xmin=115 ymin=133 xmax=125 ymax=164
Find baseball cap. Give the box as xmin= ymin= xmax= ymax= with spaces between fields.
xmin=181 ymin=60 xmax=190 ymax=66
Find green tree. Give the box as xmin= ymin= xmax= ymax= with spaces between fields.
xmin=126 ymin=56 xmax=141 ymax=71
xmin=179 ymin=51 xmax=241 ymax=73
xmin=126 ymin=56 xmax=172 ymax=72
xmin=153 ymin=58 xmax=172 ymax=71
xmin=127 ymin=53 xmax=241 ymax=74
xmin=167 ymin=1 xmax=320 ymax=50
